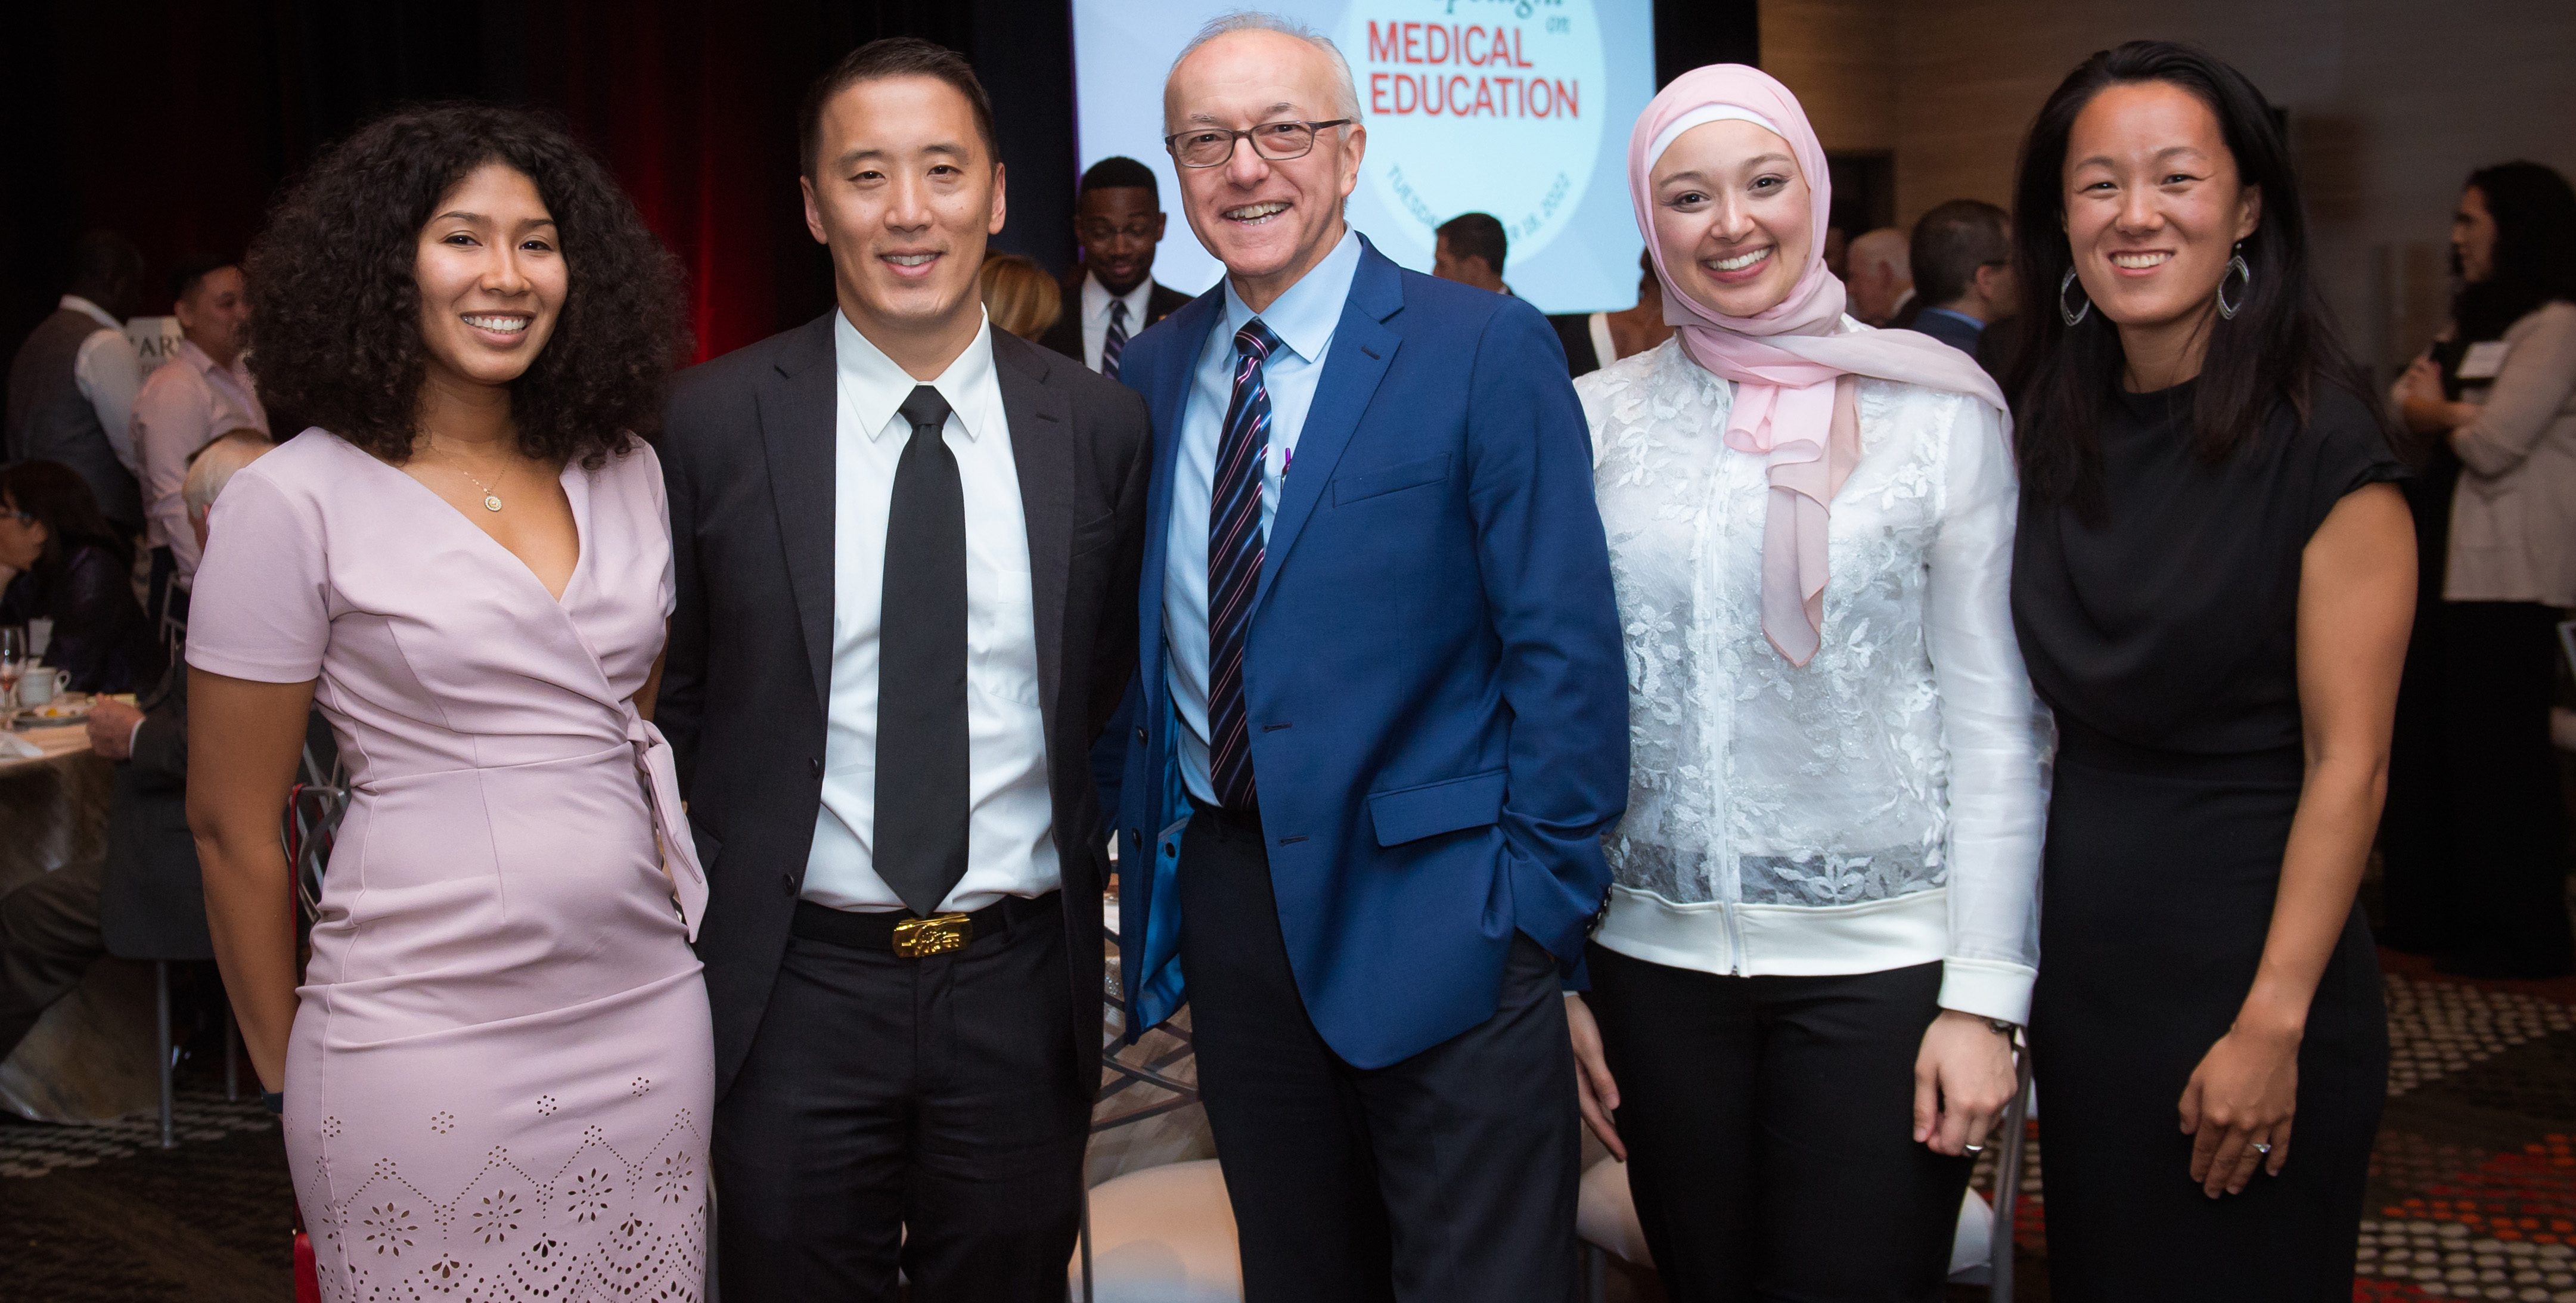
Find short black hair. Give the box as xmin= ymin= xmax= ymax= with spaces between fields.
xmin=1436 ymin=212 xmax=1507 ymax=275
xmin=1909 ymin=200 xmax=2010 ymax=308
xmin=1081 ymin=156 xmax=1159 ymax=205
xmin=800 ymin=38 xmax=997 ymax=179
xmin=170 ymin=254 xmax=240 ymax=306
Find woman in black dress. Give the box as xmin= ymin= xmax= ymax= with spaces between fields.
xmin=0 ymin=459 xmax=161 ymax=693
xmin=2004 ymin=43 xmax=2413 ymax=1301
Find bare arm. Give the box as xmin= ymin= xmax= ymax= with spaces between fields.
xmin=186 ymin=668 xmax=318 ymax=1093
xmin=2180 ymin=482 xmax=2413 ymax=1195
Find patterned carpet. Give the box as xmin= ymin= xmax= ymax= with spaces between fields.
xmin=14 ymin=953 xmax=2576 ymax=1301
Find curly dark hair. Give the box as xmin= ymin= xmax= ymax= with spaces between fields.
xmin=244 ymin=101 xmax=688 ymax=466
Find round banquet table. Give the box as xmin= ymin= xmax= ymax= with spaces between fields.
xmin=0 ymin=722 xmax=161 ymax=1123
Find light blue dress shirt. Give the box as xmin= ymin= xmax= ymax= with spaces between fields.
xmin=1162 ymin=229 xmax=1364 ymax=804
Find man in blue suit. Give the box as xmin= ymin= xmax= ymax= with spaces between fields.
xmin=1113 ymin=14 xmax=1628 ymax=1301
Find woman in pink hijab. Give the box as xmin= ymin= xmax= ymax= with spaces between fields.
xmin=1565 ymin=66 xmax=2047 ymax=1298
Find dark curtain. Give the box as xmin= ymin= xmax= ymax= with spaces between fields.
xmin=0 ymin=0 xmax=1077 ymax=381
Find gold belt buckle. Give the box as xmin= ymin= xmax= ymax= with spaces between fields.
xmin=893 ymin=913 xmax=973 ymax=958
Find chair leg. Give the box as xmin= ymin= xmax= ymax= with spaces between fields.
xmin=155 ymin=961 xmax=175 ymax=1149
xmin=1582 ymin=1242 xmax=1606 ymax=1303
xmin=1076 ymin=1183 xmax=1094 ymax=1303
xmin=224 ymin=1004 xmax=239 ymax=1102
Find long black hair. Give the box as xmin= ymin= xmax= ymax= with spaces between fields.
xmin=2452 ymin=161 xmax=2576 ymax=346
xmin=2003 ymin=41 xmax=2372 ymax=513
xmin=0 ymin=460 xmax=132 ymax=573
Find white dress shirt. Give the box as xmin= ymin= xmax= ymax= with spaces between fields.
xmin=1079 ymin=271 xmax=1156 ymax=374
xmin=134 ymin=339 xmax=269 ymax=580
xmin=804 ymin=309 xmax=1058 ymax=914
xmin=1580 ymin=338 xmax=2046 ymax=1023
xmin=1160 ymin=228 xmax=1363 ymax=803
xmin=62 ymin=296 xmax=144 ymax=474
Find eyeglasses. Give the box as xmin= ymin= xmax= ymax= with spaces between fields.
xmin=1164 ymin=120 xmax=1354 ymax=169
xmin=0 ymin=510 xmax=32 ymax=526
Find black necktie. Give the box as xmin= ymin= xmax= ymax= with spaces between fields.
xmin=874 ymin=385 xmax=970 ymax=918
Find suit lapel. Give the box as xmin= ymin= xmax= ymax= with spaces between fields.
xmin=993 ymin=329 xmax=1073 ymax=739
xmin=1256 ymin=244 xmax=1403 ymax=606
xmin=757 ymin=313 xmax=840 ymax=713
xmin=1134 ymin=287 xmax=1224 ymax=721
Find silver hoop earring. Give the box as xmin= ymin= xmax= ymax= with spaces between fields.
xmin=2059 ymin=267 xmax=2091 ymax=327
xmin=2218 ymin=247 xmax=2252 ymax=320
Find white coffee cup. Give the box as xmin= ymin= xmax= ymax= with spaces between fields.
xmin=14 ymin=666 xmax=68 ymax=706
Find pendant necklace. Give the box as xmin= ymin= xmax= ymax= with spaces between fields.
xmin=429 ymin=439 xmax=511 ymax=512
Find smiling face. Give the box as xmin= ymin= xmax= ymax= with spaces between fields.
xmin=1164 ymin=28 xmax=1363 ymax=311
xmin=2061 ymin=80 xmax=2260 ymax=339
xmin=413 ymin=162 xmax=567 ymax=393
xmin=802 ymin=73 xmax=1006 ymax=359
xmin=1076 ymin=187 xmax=1165 ymax=296
xmin=2453 ymin=185 xmax=2497 ymax=284
xmin=1648 ymin=119 xmax=1814 ymax=320
xmin=174 ymin=265 xmax=249 ymax=369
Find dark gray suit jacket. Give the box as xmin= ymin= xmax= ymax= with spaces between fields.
xmin=656 ymin=314 xmax=1153 ymax=1096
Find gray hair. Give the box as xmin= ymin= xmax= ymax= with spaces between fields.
xmin=1168 ymin=11 xmax=1364 ymax=128
xmin=182 ymin=429 xmax=274 ymax=521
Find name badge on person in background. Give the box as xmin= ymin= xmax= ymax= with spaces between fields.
xmin=2459 ymin=340 xmax=2513 ymax=381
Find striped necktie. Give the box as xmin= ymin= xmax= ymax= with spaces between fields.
xmin=1101 ymin=298 xmax=1131 ymax=379
xmin=1207 ymin=319 xmax=1280 ymax=812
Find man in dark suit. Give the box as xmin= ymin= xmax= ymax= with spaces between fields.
xmin=656 ymin=38 xmax=1150 ymax=1302
xmin=1901 ymin=198 xmax=2016 ymax=374
xmin=1113 ymin=15 xmax=1628 ymax=1302
xmin=1039 ymin=156 xmax=1193 ymax=377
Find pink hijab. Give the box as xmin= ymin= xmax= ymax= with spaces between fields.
xmin=1631 ymin=65 xmax=2010 ymax=666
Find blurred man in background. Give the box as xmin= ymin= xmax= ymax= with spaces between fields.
xmin=1901 ymin=200 xmax=2016 ymax=371
xmin=132 ymin=256 xmax=269 ymax=628
xmin=1041 ymin=155 xmax=1191 ymax=377
xmin=1433 ymin=210 xmax=1510 ymax=294
xmin=1846 ymin=225 xmax=1914 ymax=327
xmin=6 ymin=231 xmax=148 ymax=533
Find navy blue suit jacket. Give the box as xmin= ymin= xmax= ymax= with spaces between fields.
xmin=1114 ymin=236 xmax=1628 ymax=1069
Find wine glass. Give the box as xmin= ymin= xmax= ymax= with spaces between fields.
xmin=0 ymin=626 xmax=24 ymax=724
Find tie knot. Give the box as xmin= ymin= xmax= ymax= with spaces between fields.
xmin=898 ymin=384 xmax=952 ymax=436
xmin=1110 ymin=299 xmax=1130 ymax=325
xmin=1234 ymin=319 xmax=1281 ymax=362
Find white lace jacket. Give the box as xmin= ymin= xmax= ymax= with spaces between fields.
xmin=1579 ymin=338 xmax=2046 ymax=1023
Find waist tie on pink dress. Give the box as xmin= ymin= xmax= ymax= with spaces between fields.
xmin=624 ymin=705 xmax=709 ymax=942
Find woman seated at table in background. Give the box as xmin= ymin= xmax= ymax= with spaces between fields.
xmin=0 ymin=459 xmax=161 ymax=694
xmin=185 ymin=102 xmax=709 ymax=1299
xmin=1566 ymin=64 xmax=2044 ymax=1301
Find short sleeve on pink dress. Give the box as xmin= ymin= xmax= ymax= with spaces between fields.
xmin=186 ymin=460 xmax=331 ymax=683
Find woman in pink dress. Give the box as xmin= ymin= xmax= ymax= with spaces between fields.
xmin=187 ymin=104 xmax=709 ymax=1301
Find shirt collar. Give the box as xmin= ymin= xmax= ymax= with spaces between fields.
xmin=1221 ymin=228 xmax=1363 ymax=364
xmin=833 ymin=307 xmax=1001 ymax=443
xmin=60 ymin=296 xmax=119 ymax=331
xmin=1083 ymin=271 xmax=1154 ymax=325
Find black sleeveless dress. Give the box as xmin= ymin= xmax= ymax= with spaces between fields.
xmin=2012 ymin=380 xmax=2404 ymax=1301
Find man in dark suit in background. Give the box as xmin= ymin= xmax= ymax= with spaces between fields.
xmin=1901 ymin=199 xmax=2016 ymax=376
xmin=1431 ymin=210 xmax=1511 ymax=295
xmin=656 ymin=37 xmax=1150 ymax=1302
xmin=1039 ymin=156 xmax=1193 ymax=377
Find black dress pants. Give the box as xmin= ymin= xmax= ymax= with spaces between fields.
xmin=1584 ymin=947 xmax=1972 ymax=1303
xmin=1178 ymin=802 xmax=1581 ymax=1303
xmin=713 ymin=894 xmax=1089 ymax=1302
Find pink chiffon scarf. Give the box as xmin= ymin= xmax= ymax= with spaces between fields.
xmin=1630 ymin=65 xmax=2010 ymax=665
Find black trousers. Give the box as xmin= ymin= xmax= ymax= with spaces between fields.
xmin=1178 ymin=802 xmax=1580 ymax=1303
xmin=1584 ymin=947 xmax=1972 ymax=1303
xmin=0 ymin=855 xmax=104 ymax=1059
xmin=713 ymin=894 xmax=1089 ymax=1302
xmin=2385 ymin=600 xmax=2572 ymax=975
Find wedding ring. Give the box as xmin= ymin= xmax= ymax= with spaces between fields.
xmin=1962 ymin=1143 xmax=1984 ymax=1153
xmin=2252 ymin=1142 xmax=2273 ymax=1155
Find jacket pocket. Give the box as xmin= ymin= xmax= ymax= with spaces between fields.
xmin=1367 ymin=767 xmax=1507 ymax=847
xmin=1331 ymin=454 xmax=1452 ymax=507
